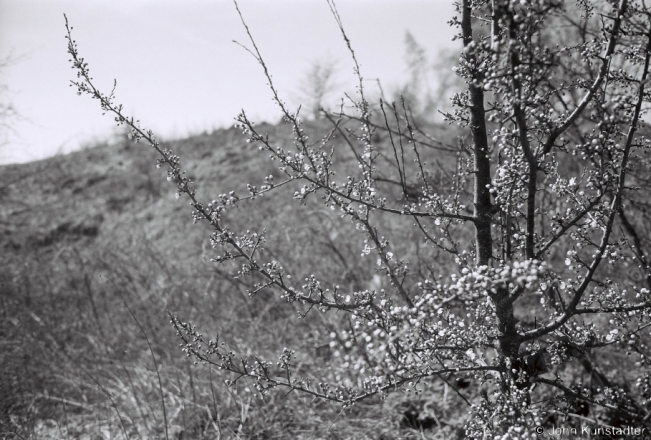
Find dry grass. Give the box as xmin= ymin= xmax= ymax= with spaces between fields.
xmin=0 ymin=122 xmax=468 ymax=439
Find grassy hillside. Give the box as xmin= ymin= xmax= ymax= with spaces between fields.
xmin=0 ymin=120 xmax=466 ymax=439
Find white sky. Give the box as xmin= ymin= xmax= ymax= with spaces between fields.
xmin=0 ymin=0 xmax=458 ymax=165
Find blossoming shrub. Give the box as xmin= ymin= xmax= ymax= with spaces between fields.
xmin=67 ymin=0 xmax=651 ymax=437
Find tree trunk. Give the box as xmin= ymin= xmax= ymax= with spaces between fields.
xmin=462 ymin=0 xmax=520 ymax=360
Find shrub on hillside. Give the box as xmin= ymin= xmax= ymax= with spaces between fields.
xmin=65 ymin=0 xmax=651 ymax=437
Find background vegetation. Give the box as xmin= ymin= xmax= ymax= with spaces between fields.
xmin=0 ymin=117 xmax=466 ymax=438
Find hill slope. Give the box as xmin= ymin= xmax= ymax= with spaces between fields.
xmin=1 ymin=121 xmax=465 ymax=439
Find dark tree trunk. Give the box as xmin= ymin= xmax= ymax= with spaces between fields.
xmin=462 ymin=0 xmax=520 ymax=360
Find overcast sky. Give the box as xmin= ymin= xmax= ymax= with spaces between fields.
xmin=0 ymin=0 xmax=458 ymax=165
